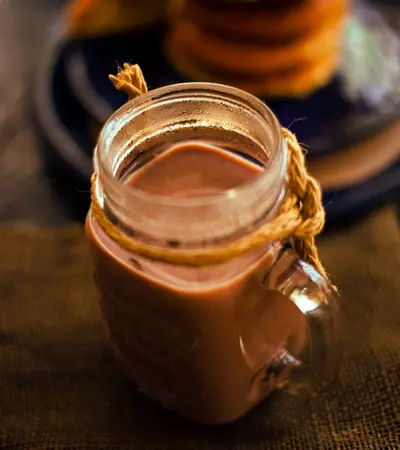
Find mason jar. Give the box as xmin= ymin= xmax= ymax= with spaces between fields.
xmin=86 ymin=82 xmax=341 ymax=425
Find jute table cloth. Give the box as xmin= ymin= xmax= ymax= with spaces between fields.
xmin=0 ymin=206 xmax=399 ymax=449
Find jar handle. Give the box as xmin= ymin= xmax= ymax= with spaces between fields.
xmin=264 ymin=247 xmax=342 ymax=388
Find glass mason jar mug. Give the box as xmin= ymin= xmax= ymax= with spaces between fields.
xmin=86 ymin=82 xmax=341 ymax=425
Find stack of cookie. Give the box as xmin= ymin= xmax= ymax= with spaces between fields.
xmin=166 ymin=0 xmax=348 ymax=98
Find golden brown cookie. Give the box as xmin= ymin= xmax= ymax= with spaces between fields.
xmin=166 ymin=32 xmax=340 ymax=98
xmin=168 ymin=17 xmax=343 ymax=76
xmin=65 ymin=0 xmax=166 ymax=37
xmin=169 ymin=0 xmax=348 ymax=42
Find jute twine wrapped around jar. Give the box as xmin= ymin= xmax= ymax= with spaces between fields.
xmin=91 ymin=64 xmax=330 ymax=283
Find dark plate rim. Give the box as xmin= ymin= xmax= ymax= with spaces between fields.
xmin=34 ymin=21 xmax=93 ymax=181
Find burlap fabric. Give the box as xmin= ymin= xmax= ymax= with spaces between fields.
xmin=0 ymin=206 xmax=399 ymax=449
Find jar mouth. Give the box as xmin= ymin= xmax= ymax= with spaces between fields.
xmin=96 ymin=82 xmax=285 ymax=209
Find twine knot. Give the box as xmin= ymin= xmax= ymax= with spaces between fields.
xmin=91 ymin=64 xmax=329 ymax=279
xmin=109 ymin=63 xmax=148 ymax=100
xmin=282 ymin=128 xmax=326 ymax=275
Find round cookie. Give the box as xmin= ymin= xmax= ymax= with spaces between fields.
xmin=166 ymin=31 xmax=340 ymax=97
xmin=169 ymin=0 xmax=348 ymax=41
xmin=66 ymin=0 xmax=166 ymax=37
xmin=168 ymin=17 xmax=343 ymax=76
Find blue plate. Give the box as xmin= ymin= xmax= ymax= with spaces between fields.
xmin=33 ymin=24 xmax=400 ymax=224
xmin=65 ymin=1 xmax=400 ymax=157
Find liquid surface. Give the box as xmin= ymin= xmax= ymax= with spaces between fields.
xmin=127 ymin=141 xmax=263 ymax=197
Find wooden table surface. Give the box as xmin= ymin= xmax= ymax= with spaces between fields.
xmin=0 ymin=0 xmax=398 ymax=226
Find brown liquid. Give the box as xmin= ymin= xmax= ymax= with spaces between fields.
xmin=86 ymin=142 xmax=306 ymax=424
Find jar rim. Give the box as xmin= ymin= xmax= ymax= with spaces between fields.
xmin=95 ymin=82 xmax=285 ymax=209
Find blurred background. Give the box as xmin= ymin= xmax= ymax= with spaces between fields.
xmin=0 ymin=2 xmax=399 ymax=448
xmin=0 ymin=0 xmax=70 ymax=225
xmin=0 ymin=0 xmax=399 ymax=226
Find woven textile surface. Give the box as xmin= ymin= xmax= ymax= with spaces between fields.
xmin=0 ymin=206 xmax=399 ymax=449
